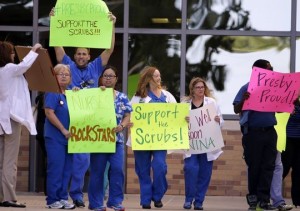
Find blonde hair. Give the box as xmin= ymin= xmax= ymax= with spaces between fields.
xmin=54 ymin=64 xmax=71 ymax=85
xmin=135 ymin=66 xmax=162 ymax=98
xmin=182 ymin=77 xmax=213 ymax=101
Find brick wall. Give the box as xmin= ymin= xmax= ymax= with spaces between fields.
xmin=17 ymin=126 xmax=30 ymax=191
xmin=17 ymin=126 xmax=292 ymax=198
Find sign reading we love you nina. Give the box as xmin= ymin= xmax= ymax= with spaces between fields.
xmin=131 ymin=103 xmax=190 ymax=150
xmin=50 ymin=0 xmax=112 ymax=48
xmin=243 ymin=67 xmax=300 ymax=113
xmin=187 ymin=103 xmax=224 ymax=154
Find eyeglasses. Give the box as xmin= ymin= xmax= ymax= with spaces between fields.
xmin=56 ymin=73 xmax=70 ymax=77
xmin=194 ymin=86 xmax=205 ymax=90
xmin=103 ymin=75 xmax=116 ymax=79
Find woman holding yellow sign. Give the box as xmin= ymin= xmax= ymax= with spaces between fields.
xmin=87 ymin=65 xmax=132 ymax=211
xmin=129 ymin=66 xmax=177 ymax=209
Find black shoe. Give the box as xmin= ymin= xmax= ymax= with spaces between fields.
xmin=2 ymin=201 xmax=26 ymax=208
xmin=248 ymin=204 xmax=256 ymax=211
xmin=142 ymin=204 xmax=151 ymax=209
xmin=194 ymin=203 xmax=203 ymax=210
xmin=277 ymin=203 xmax=293 ymax=211
xmin=73 ymin=199 xmax=85 ymax=208
xmin=154 ymin=201 xmax=163 ymax=208
xmin=258 ymin=201 xmax=276 ymax=210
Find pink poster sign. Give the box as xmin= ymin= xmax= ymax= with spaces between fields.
xmin=243 ymin=67 xmax=300 ymax=113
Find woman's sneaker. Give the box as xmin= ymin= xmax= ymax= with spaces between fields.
xmin=59 ymin=200 xmax=75 ymax=209
xmin=183 ymin=202 xmax=192 ymax=209
xmin=92 ymin=206 xmax=107 ymax=211
xmin=107 ymin=204 xmax=125 ymax=211
xmin=46 ymin=201 xmax=63 ymax=209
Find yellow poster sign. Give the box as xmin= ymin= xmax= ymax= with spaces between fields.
xmin=50 ymin=0 xmax=112 ymax=48
xmin=275 ymin=112 xmax=290 ymax=152
xmin=66 ymin=88 xmax=117 ymax=153
xmin=131 ymin=103 xmax=190 ymax=150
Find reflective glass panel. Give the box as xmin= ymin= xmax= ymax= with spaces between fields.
xmin=106 ymin=0 xmax=124 ymax=28
xmin=128 ymin=34 xmax=181 ymax=100
xmin=296 ymin=38 xmax=300 ymax=72
xmin=0 ymin=1 xmax=33 ymax=26
xmin=186 ymin=35 xmax=290 ymax=114
xmin=129 ymin=0 xmax=182 ymax=29
xmin=187 ymin=0 xmax=291 ymax=31
xmin=298 ymin=2 xmax=300 ymax=31
xmin=38 ymin=1 xmax=53 ymax=26
xmin=0 ymin=31 xmax=32 ymax=46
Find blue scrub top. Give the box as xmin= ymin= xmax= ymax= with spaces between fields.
xmin=115 ymin=91 xmax=133 ymax=143
xmin=62 ymin=54 xmax=103 ymax=89
xmin=44 ymin=93 xmax=70 ymax=145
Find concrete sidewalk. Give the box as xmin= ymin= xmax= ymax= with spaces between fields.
xmin=0 ymin=193 xmax=296 ymax=211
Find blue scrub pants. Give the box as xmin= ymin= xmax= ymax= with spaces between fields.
xmin=88 ymin=143 xmax=124 ymax=209
xmin=69 ymin=153 xmax=90 ymax=201
xmin=184 ymin=153 xmax=213 ymax=206
xmin=270 ymin=152 xmax=285 ymax=207
xmin=134 ymin=150 xmax=168 ymax=206
xmin=45 ymin=138 xmax=72 ymax=205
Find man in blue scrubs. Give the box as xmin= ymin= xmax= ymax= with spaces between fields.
xmin=53 ymin=12 xmax=116 ymax=208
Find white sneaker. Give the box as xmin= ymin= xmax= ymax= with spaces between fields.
xmin=60 ymin=200 xmax=75 ymax=209
xmin=46 ymin=201 xmax=64 ymax=209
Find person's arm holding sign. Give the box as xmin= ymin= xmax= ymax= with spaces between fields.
xmin=233 ymin=91 xmax=250 ymax=114
xmin=101 ymin=12 xmax=116 ymax=66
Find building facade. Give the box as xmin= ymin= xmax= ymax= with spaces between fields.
xmin=1 ymin=0 xmax=297 ymax=196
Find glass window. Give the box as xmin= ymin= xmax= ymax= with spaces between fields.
xmin=38 ymin=1 xmax=53 ymax=26
xmin=298 ymin=2 xmax=300 ymax=31
xmin=187 ymin=0 xmax=291 ymax=31
xmin=186 ymin=35 xmax=290 ymax=114
xmin=0 ymin=31 xmax=32 ymax=46
xmin=128 ymin=34 xmax=181 ymax=100
xmin=296 ymin=38 xmax=300 ymax=72
xmin=106 ymin=0 xmax=124 ymax=28
xmin=129 ymin=0 xmax=182 ymax=29
xmin=0 ymin=1 xmax=33 ymax=26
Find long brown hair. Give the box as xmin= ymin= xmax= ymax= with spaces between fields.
xmin=135 ymin=66 xmax=161 ymax=98
xmin=0 ymin=41 xmax=14 ymax=67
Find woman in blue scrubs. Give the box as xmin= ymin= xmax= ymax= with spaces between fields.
xmin=44 ymin=64 xmax=75 ymax=209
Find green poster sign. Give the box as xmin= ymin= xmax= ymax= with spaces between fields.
xmin=131 ymin=103 xmax=190 ymax=150
xmin=66 ymin=88 xmax=117 ymax=153
xmin=50 ymin=0 xmax=112 ymax=48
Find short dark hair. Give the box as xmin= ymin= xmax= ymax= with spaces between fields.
xmin=252 ymin=59 xmax=273 ymax=70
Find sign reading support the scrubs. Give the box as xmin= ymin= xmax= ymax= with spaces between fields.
xmin=50 ymin=0 xmax=112 ymax=48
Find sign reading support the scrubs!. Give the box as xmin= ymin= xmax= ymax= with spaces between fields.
xmin=50 ymin=0 xmax=112 ymax=48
